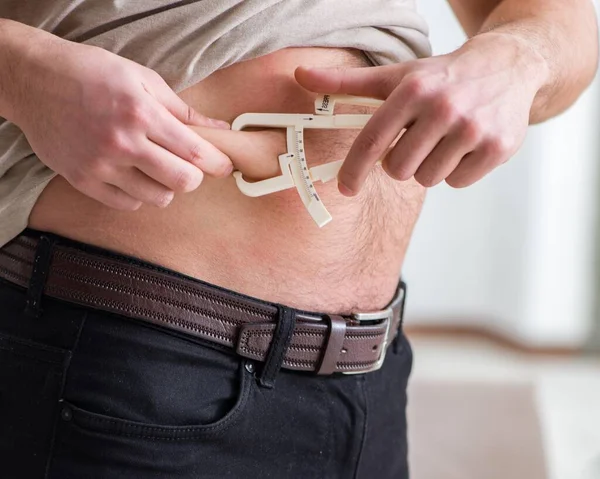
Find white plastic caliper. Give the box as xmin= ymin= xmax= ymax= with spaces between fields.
xmin=232 ymin=94 xmax=384 ymax=227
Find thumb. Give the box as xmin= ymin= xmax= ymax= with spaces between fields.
xmin=294 ymin=64 xmax=402 ymax=99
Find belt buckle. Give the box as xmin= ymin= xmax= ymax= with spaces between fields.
xmin=342 ymin=285 xmax=405 ymax=375
xmin=342 ymin=307 xmax=395 ymax=375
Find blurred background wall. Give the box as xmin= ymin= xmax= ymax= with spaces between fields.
xmin=403 ymin=1 xmax=600 ymax=349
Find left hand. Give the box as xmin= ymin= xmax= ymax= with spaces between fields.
xmin=295 ymin=32 xmax=549 ymax=196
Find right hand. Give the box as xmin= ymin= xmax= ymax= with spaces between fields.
xmin=12 ymin=37 xmax=233 ymax=210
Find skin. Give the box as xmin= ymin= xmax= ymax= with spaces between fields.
xmin=0 ymin=1 xmax=596 ymax=313
xmin=0 ymin=19 xmax=233 ymax=211
xmin=0 ymin=1 xmax=597 ymax=222
xmin=26 ymin=48 xmax=415 ymax=312
xmin=295 ymin=0 xmax=599 ymax=195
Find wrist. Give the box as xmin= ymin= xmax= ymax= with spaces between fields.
xmin=462 ymin=30 xmax=552 ymax=94
xmin=0 ymin=19 xmax=64 ymax=123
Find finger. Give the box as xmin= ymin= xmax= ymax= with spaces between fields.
xmin=108 ymin=167 xmax=175 ymax=208
xmin=135 ymin=142 xmax=204 ymax=194
xmin=413 ymin=126 xmax=480 ymax=187
xmin=147 ymin=107 xmax=233 ymax=178
xmin=72 ymin=179 xmax=143 ymax=211
xmin=383 ymin=114 xmax=449 ymax=183
xmin=445 ymin=144 xmax=503 ymax=188
xmin=338 ymin=86 xmax=417 ymax=195
xmin=295 ymin=64 xmax=404 ymax=99
xmin=145 ymin=73 xmax=230 ymax=129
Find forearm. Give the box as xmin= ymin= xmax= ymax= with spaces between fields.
xmin=455 ymin=0 xmax=599 ymax=123
xmin=0 ymin=19 xmax=61 ymax=123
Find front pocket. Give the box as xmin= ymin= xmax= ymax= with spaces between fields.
xmin=49 ymin=360 xmax=257 ymax=479
xmin=59 ymin=359 xmax=254 ymax=439
xmin=59 ymin=310 xmax=256 ymax=430
xmin=47 ymin=310 xmax=260 ymax=478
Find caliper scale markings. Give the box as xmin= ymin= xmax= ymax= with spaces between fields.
xmin=295 ymin=127 xmax=320 ymax=203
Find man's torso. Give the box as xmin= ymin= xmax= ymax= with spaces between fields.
xmin=29 ymin=47 xmax=426 ymax=313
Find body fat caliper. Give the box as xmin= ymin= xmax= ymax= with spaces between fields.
xmin=231 ymin=94 xmax=384 ymax=227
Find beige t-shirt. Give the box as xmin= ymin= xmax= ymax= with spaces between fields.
xmin=0 ymin=0 xmax=432 ymax=247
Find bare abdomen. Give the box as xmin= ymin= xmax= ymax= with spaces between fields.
xmin=29 ymin=47 xmax=426 ymax=313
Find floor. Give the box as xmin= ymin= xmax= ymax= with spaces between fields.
xmin=406 ymin=335 xmax=600 ymax=479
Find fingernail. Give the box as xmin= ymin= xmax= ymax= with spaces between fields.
xmin=338 ymin=181 xmax=355 ymax=197
xmin=157 ymin=191 xmax=174 ymax=208
xmin=210 ymin=119 xmax=231 ymax=129
xmin=212 ymin=155 xmax=234 ymax=177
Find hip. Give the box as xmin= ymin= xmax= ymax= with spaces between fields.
xmin=0 ymin=237 xmax=412 ymax=478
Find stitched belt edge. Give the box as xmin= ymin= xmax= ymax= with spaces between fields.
xmin=0 ymin=233 xmax=404 ymax=375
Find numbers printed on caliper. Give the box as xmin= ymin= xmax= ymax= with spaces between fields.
xmin=231 ymin=95 xmax=384 ymax=227
xmin=296 ymin=127 xmax=321 ymax=203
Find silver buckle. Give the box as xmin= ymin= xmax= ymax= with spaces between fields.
xmin=342 ymin=286 xmax=404 ymax=375
xmin=342 ymin=307 xmax=395 ymax=375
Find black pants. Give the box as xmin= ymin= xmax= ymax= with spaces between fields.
xmin=0 ymin=239 xmax=412 ymax=479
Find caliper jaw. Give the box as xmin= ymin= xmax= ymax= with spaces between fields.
xmin=233 ymin=153 xmax=344 ymax=227
xmin=233 ymin=153 xmax=296 ymax=197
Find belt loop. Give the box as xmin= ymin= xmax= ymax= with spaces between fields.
xmin=258 ymin=306 xmax=297 ymax=389
xmin=24 ymin=234 xmax=57 ymax=319
xmin=317 ymin=315 xmax=347 ymax=375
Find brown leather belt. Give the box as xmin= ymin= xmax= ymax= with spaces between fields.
xmin=0 ymin=231 xmax=405 ymax=375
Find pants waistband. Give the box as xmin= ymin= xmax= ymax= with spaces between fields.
xmin=0 ymin=229 xmax=406 ymax=377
